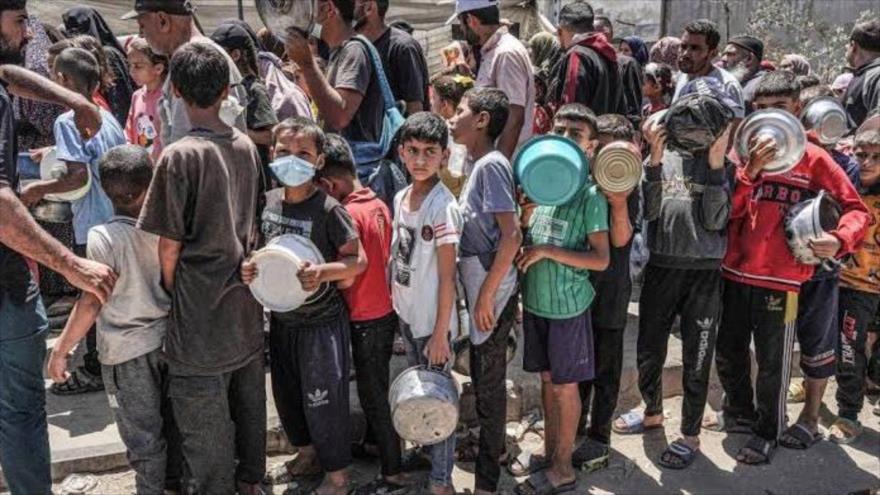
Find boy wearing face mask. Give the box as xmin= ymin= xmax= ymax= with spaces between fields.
xmin=241 ymin=117 xmax=367 ymax=495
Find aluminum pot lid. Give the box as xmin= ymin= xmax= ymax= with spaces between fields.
xmin=800 ymin=96 xmax=847 ymax=145
xmin=736 ymin=109 xmax=806 ymax=175
xmin=256 ymin=0 xmax=314 ymax=41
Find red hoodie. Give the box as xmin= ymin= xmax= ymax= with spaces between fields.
xmin=342 ymin=188 xmax=393 ymax=321
xmin=722 ymin=135 xmax=871 ymax=292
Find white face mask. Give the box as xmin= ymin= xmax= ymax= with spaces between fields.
xmin=219 ymin=95 xmax=244 ymax=127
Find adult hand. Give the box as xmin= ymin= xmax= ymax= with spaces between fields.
xmin=72 ymin=100 xmax=102 ymax=140
xmin=473 ymin=289 xmax=498 ymax=332
xmin=19 ymin=182 xmax=44 ymax=208
xmin=646 ymin=125 xmax=667 ymax=167
xmin=285 ymin=29 xmax=313 ymax=67
xmin=425 ymin=333 xmax=451 ymax=366
xmin=745 ymin=134 xmax=776 ymax=180
xmin=708 ymin=124 xmax=732 ymax=170
xmin=64 ymin=257 xmax=117 ymax=304
xmin=297 ymin=260 xmax=322 ymax=292
xmin=47 ymin=348 xmax=71 ymax=383
xmin=241 ymin=258 xmax=258 ymax=285
xmin=809 ymin=233 xmax=841 ymax=259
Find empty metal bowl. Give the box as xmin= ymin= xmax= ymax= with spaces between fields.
xmin=801 ymin=96 xmax=848 ymax=145
xmin=735 ymin=109 xmax=806 ymax=175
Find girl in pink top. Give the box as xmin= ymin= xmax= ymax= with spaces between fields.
xmin=125 ymin=37 xmax=167 ymax=161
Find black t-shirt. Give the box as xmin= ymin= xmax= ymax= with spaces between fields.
xmin=0 ymin=84 xmax=37 ymax=305
xmin=590 ymin=189 xmax=640 ymax=330
xmin=261 ymin=188 xmax=359 ymax=325
xmin=242 ymin=74 xmax=279 ymax=169
xmin=373 ymin=27 xmax=429 ymax=111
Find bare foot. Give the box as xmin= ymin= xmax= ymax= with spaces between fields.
xmin=429 ymin=485 xmax=455 ymax=495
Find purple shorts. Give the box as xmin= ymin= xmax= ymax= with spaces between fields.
xmin=523 ymin=310 xmax=594 ymax=384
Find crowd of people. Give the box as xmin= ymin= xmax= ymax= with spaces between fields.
xmin=0 ymin=0 xmax=878 ymax=494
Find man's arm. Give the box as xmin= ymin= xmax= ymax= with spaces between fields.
xmin=497 ymin=104 xmax=524 ymax=159
xmin=158 ymin=236 xmax=182 ymax=293
xmin=0 ymin=187 xmax=116 ymax=301
xmin=0 ymin=65 xmax=101 ymax=138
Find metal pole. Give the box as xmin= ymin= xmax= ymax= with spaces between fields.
xmin=237 ymin=0 xmax=244 ymax=20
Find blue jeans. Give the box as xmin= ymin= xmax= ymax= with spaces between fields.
xmin=399 ymin=323 xmax=455 ymax=489
xmin=0 ymin=293 xmax=51 ymax=494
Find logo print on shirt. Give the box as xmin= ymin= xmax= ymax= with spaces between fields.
xmin=394 ymin=226 xmax=416 ymax=287
xmin=421 ymin=225 xmax=434 ymax=242
xmin=307 ymin=388 xmax=329 ymax=408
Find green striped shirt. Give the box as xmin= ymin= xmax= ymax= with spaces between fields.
xmin=523 ymin=183 xmax=609 ymax=319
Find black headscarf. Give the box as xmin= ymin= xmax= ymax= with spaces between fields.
xmin=62 ymin=7 xmax=126 ymax=56
xmin=218 ymin=19 xmax=264 ymax=52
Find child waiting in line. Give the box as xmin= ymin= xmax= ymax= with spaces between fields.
xmin=391 ymin=112 xmax=463 ymax=495
xmin=429 ymin=69 xmax=473 ymax=197
xmin=124 ymin=37 xmax=167 ymax=161
xmin=47 ymin=145 xmax=179 ymax=494
xmin=242 ymin=117 xmax=365 ymax=495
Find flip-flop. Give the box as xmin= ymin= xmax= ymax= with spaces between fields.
xmin=828 ymin=417 xmax=863 ymax=445
xmin=571 ymin=438 xmax=609 ymax=472
xmin=736 ymin=435 xmax=775 ymax=465
xmin=508 ymin=451 xmax=549 ymax=477
xmin=514 ymin=470 xmax=577 ymax=495
xmin=263 ymin=457 xmax=322 ymax=485
xmin=611 ymin=411 xmax=663 ymax=435
xmin=779 ymin=423 xmax=822 ymax=450
xmin=658 ymin=440 xmax=698 ymax=470
xmin=702 ymin=410 xmax=754 ymax=434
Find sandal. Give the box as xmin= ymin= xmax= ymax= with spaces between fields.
xmin=611 ymin=410 xmax=663 ymax=435
xmin=351 ymin=477 xmax=409 ymax=495
xmin=779 ymin=423 xmax=822 ymax=449
xmin=508 ymin=451 xmax=549 ymax=477
xmin=514 ymin=470 xmax=577 ymax=495
xmin=828 ymin=417 xmax=863 ymax=445
xmin=658 ymin=439 xmax=699 ymax=470
xmin=736 ymin=435 xmax=775 ymax=465
xmin=50 ymin=367 xmax=103 ymax=395
xmin=787 ymin=379 xmax=806 ymax=403
xmin=264 ymin=456 xmax=322 ymax=485
xmin=571 ymin=438 xmax=609 ymax=472
xmin=701 ymin=410 xmax=754 ymax=434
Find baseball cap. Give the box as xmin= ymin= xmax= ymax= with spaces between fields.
xmin=210 ymin=23 xmax=255 ymax=53
xmin=121 ymin=0 xmax=194 ymax=20
xmin=728 ymin=35 xmax=764 ymax=61
xmin=455 ymin=0 xmax=498 ymax=15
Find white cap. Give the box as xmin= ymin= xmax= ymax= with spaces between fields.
xmin=455 ymin=0 xmax=498 ymax=15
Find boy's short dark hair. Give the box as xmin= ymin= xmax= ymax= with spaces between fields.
xmin=169 ymin=42 xmax=229 ymax=108
xmin=399 ymin=112 xmax=449 ymax=149
xmin=317 ymin=133 xmax=357 ymax=179
xmin=559 ymin=2 xmax=595 ymax=34
xmin=851 ymin=19 xmax=880 ymax=53
xmin=755 ymin=70 xmax=800 ymax=100
xmin=54 ymin=47 xmax=101 ymax=95
xmin=99 ymin=144 xmax=153 ymax=211
xmin=799 ymin=84 xmax=834 ymax=107
xmin=796 ymin=73 xmax=821 ymax=91
xmin=461 ymin=6 xmax=500 ymax=26
xmin=683 ymin=19 xmax=720 ymax=50
xmin=554 ymin=103 xmax=598 ymax=138
xmin=0 ymin=0 xmax=26 ymax=13
xmin=596 ymin=114 xmax=635 ymax=141
xmin=330 ymin=0 xmax=356 ymax=23
xmin=855 ymin=129 xmax=880 ymax=148
xmin=376 ymin=0 xmax=390 ymax=17
xmin=463 ymin=87 xmax=509 ymax=141
xmin=273 ymin=116 xmax=327 ymax=152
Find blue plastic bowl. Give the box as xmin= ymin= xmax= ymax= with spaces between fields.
xmin=513 ymin=135 xmax=589 ymax=206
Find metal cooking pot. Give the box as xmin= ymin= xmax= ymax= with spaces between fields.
xmin=30 ymin=200 xmax=73 ymax=223
xmin=593 ymin=141 xmax=642 ymax=193
xmin=800 ymin=96 xmax=848 ymax=145
xmin=256 ymin=0 xmax=315 ymax=41
xmin=736 ymin=109 xmax=806 ymax=175
xmin=389 ymin=365 xmax=459 ymax=445
xmin=784 ymin=190 xmax=841 ymax=266
xmin=452 ymin=332 xmax=517 ymax=377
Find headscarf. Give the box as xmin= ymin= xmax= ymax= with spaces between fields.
xmin=622 ymin=36 xmax=649 ymax=66
xmin=779 ymin=54 xmax=811 ymax=76
xmin=832 ymin=72 xmax=854 ymax=94
xmin=218 ymin=19 xmax=264 ymax=51
xmin=649 ymin=36 xmax=681 ymax=71
xmin=62 ymin=7 xmax=125 ymax=56
xmin=528 ymin=32 xmax=562 ymax=78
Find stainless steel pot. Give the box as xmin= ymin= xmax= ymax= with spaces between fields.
xmin=800 ymin=96 xmax=848 ymax=145
xmin=389 ymin=365 xmax=459 ymax=445
xmin=736 ymin=109 xmax=806 ymax=175
xmin=784 ymin=190 xmax=841 ymax=266
xmin=255 ymin=0 xmax=315 ymax=41
xmin=452 ymin=332 xmax=517 ymax=377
